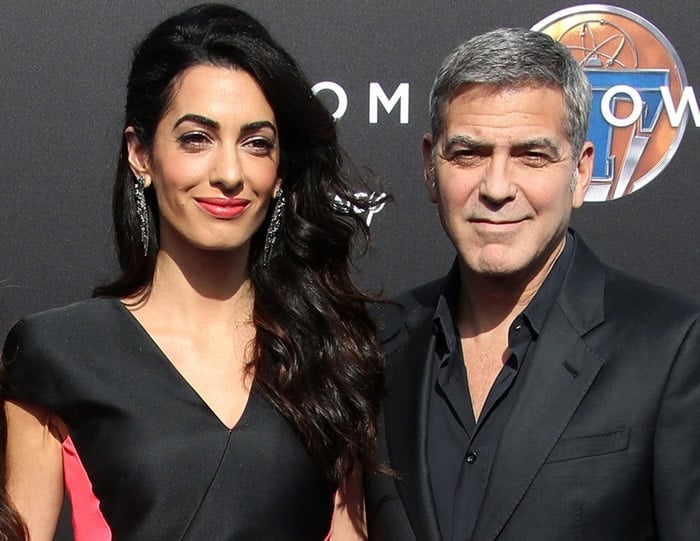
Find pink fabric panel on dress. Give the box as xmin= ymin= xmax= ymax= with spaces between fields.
xmin=62 ymin=436 xmax=112 ymax=541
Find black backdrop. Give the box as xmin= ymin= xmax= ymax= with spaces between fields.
xmin=2 ymin=0 xmax=699 ymax=338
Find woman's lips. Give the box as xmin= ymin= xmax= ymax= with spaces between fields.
xmin=195 ymin=198 xmax=250 ymax=219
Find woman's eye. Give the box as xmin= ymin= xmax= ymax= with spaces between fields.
xmin=177 ymin=132 xmax=211 ymax=149
xmin=245 ymin=137 xmax=275 ymax=155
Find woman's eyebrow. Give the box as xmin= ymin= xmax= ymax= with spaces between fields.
xmin=173 ymin=113 xmax=219 ymax=130
xmin=240 ymin=120 xmax=277 ymax=137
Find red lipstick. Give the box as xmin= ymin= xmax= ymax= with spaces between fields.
xmin=195 ymin=197 xmax=250 ymax=219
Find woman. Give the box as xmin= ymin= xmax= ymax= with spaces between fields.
xmin=2 ymin=4 xmax=384 ymax=540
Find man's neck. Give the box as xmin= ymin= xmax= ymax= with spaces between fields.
xmin=456 ymin=240 xmax=565 ymax=337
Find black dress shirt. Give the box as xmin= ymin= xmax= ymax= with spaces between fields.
xmin=427 ymin=234 xmax=574 ymax=540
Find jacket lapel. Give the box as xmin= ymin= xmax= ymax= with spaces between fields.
xmin=471 ymin=235 xmax=608 ymax=541
xmin=382 ymin=295 xmax=442 ymax=541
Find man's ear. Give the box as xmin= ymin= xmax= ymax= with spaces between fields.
xmin=125 ymin=127 xmax=152 ymax=188
xmin=572 ymin=141 xmax=594 ymax=208
xmin=422 ymin=134 xmax=438 ymax=203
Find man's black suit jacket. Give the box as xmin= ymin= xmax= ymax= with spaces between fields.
xmin=365 ymin=232 xmax=700 ymax=541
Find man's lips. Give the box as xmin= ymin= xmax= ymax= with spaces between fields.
xmin=195 ymin=198 xmax=250 ymax=218
xmin=470 ymin=218 xmax=529 ymax=232
xmin=470 ymin=218 xmax=527 ymax=225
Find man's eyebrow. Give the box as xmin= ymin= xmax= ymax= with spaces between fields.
xmin=173 ymin=114 xmax=219 ymax=130
xmin=442 ymin=134 xmax=491 ymax=154
xmin=512 ymin=137 xmax=563 ymax=157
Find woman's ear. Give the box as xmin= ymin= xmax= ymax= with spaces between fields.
xmin=125 ymin=127 xmax=152 ymax=188
xmin=273 ymin=177 xmax=283 ymax=196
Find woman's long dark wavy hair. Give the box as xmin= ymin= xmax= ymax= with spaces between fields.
xmin=0 ymin=363 xmax=27 ymax=541
xmin=0 ymin=441 xmax=26 ymax=540
xmin=93 ymin=3 xmax=385 ymax=481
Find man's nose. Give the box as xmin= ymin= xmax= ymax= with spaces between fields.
xmin=478 ymin=156 xmax=516 ymax=204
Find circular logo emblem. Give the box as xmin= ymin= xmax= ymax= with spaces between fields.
xmin=533 ymin=5 xmax=689 ymax=201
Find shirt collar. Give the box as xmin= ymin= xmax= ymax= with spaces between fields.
xmin=521 ymin=230 xmax=574 ymax=337
xmin=433 ymin=260 xmax=461 ymax=357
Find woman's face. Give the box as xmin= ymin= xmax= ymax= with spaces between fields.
xmin=127 ymin=64 xmax=281 ymax=256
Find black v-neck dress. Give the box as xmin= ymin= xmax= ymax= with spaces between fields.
xmin=2 ymin=298 xmax=335 ymax=540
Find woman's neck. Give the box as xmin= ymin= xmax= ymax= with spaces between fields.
xmin=129 ymin=245 xmax=255 ymax=329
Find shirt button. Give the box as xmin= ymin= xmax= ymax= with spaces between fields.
xmin=466 ymin=451 xmax=478 ymax=464
xmin=514 ymin=323 xmax=523 ymax=331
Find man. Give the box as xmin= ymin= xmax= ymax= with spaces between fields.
xmin=365 ymin=28 xmax=700 ymax=541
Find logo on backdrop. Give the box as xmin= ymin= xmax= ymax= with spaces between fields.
xmin=334 ymin=192 xmax=388 ymax=226
xmin=533 ymin=5 xmax=697 ymax=202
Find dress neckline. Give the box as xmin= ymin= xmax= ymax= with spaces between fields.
xmin=107 ymin=296 xmax=255 ymax=432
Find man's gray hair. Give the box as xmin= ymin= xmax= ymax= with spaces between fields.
xmin=429 ymin=27 xmax=592 ymax=158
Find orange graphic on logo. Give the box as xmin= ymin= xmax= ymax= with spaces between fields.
xmin=533 ymin=5 xmax=689 ymax=201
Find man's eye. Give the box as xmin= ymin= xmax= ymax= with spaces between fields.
xmin=444 ymin=149 xmax=483 ymax=165
xmin=520 ymin=152 xmax=550 ymax=167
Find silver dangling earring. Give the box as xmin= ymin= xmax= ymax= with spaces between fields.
xmin=263 ymin=187 xmax=285 ymax=266
xmin=135 ymin=175 xmax=149 ymax=255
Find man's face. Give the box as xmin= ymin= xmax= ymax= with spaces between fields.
xmin=424 ymin=84 xmax=593 ymax=283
